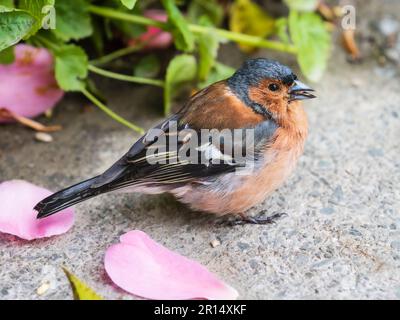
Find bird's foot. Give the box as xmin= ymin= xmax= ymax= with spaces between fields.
xmin=219 ymin=212 xmax=287 ymax=226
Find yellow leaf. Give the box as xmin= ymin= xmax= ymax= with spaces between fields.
xmin=63 ymin=267 xmax=103 ymax=300
xmin=229 ymin=0 xmax=275 ymax=52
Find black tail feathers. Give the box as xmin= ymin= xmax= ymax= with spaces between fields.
xmin=34 ymin=176 xmax=102 ymax=219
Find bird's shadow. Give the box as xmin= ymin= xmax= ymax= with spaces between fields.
xmin=106 ymin=192 xmax=220 ymax=230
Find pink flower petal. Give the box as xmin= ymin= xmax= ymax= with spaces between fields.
xmin=0 ymin=44 xmax=64 ymax=122
xmin=105 ymin=230 xmax=239 ymax=300
xmin=128 ymin=10 xmax=172 ymax=50
xmin=0 ymin=180 xmax=74 ymax=240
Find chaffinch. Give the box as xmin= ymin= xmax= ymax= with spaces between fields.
xmin=35 ymin=58 xmax=315 ymax=224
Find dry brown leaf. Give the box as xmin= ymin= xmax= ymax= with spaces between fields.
xmin=229 ymin=0 xmax=275 ymax=53
xmin=317 ymin=1 xmax=335 ymax=21
xmin=333 ymin=6 xmax=344 ymax=18
xmin=342 ymin=29 xmax=361 ymax=60
xmin=0 ymin=108 xmax=62 ymax=132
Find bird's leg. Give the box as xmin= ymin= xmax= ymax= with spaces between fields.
xmin=222 ymin=211 xmax=287 ymax=226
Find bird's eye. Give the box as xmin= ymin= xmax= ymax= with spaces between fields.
xmin=268 ymin=83 xmax=280 ymax=92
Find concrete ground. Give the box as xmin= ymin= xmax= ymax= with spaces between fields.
xmin=1 ymin=1 xmax=400 ymax=300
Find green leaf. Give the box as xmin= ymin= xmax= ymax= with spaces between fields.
xmin=197 ymin=31 xmax=219 ymax=81
xmin=198 ymin=62 xmax=235 ymax=89
xmin=19 ymin=0 xmax=54 ymax=37
xmin=54 ymin=45 xmax=88 ymax=91
xmin=0 ymin=0 xmax=14 ymax=8
xmin=0 ymin=45 xmax=14 ymax=64
xmin=52 ymin=0 xmax=92 ymax=41
xmin=120 ymin=0 xmax=137 ymax=10
xmin=162 ymin=0 xmax=194 ymax=52
xmin=284 ymin=0 xmax=319 ymax=12
xmin=187 ymin=0 xmax=224 ymax=26
xmin=164 ymin=54 xmax=196 ymax=114
xmin=289 ymin=11 xmax=331 ymax=82
xmin=0 ymin=9 xmax=36 ymax=51
xmin=134 ymin=54 xmax=161 ymax=78
xmin=229 ymin=0 xmax=275 ymax=52
xmin=275 ymin=18 xmax=290 ymax=44
xmin=63 ymin=268 xmax=103 ymax=300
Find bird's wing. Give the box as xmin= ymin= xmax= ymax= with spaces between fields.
xmin=90 ymin=82 xmax=278 ymax=191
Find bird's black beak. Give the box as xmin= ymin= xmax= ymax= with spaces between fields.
xmin=289 ymin=80 xmax=316 ymax=101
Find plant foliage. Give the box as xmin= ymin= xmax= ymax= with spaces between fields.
xmin=0 ymin=0 xmax=332 ymax=129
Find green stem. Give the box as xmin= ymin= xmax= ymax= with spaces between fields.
xmin=35 ymin=35 xmax=149 ymax=132
xmin=90 ymin=45 xmax=143 ymax=66
xmin=36 ymin=34 xmax=163 ymax=87
xmin=88 ymin=65 xmax=165 ymax=87
xmin=81 ymin=88 xmax=144 ymax=134
xmin=88 ymin=5 xmax=298 ymax=54
xmin=90 ymin=32 xmax=160 ymax=66
xmin=89 ymin=5 xmax=165 ymax=29
xmin=190 ymin=25 xmax=297 ymax=54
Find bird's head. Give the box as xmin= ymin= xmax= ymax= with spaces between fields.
xmin=227 ymin=58 xmax=315 ymax=120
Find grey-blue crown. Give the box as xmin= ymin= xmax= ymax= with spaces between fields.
xmin=228 ymin=58 xmax=297 ymax=88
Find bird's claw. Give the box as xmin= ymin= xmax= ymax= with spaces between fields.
xmin=218 ymin=212 xmax=287 ymax=226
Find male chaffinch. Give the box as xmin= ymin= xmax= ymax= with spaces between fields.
xmin=34 ymin=58 xmax=315 ymax=224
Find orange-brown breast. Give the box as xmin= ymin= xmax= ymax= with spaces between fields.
xmin=224 ymin=103 xmax=308 ymax=214
xmin=238 ymin=101 xmax=307 ymax=214
xmin=182 ymin=100 xmax=308 ymax=215
xmin=180 ymin=81 xmax=265 ymax=130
